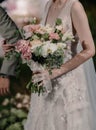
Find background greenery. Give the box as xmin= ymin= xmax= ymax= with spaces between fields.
xmin=82 ymin=1 xmax=96 ymax=68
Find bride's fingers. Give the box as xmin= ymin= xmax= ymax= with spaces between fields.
xmin=32 ymin=77 xmax=44 ymax=84
xmin=32 ymin=73 xmax=45 ymax=84
xmin=33 ymin=70 xmax=48 ymax=77
xmin=38 ymin=82 xmax=43 ymax=87
xmin=33 ymin=71 xmax=50 ymax=82
xmin=32 ymin=73 xmax=43 ymax=79
xmin=33 ymin=70 xmax=43 ymax=75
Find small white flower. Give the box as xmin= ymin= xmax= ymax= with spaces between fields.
xmin=33 ymin=17 xmax=37 ymax=21
xmin=56 ymin=25 xmax=63 ymax=31
xmin=62 ymin=30 xmax=74 ymax=41
xmin=10 ymin=98 xmax=15 ymax=104
xmin=22 ymin=98 xmax=28 ymax=104
xmin=16 ymin=103 xmax=22 ymax=108
xmin=40 ymin=24 xmax=53 ymax=34
xmin=45 ymin=24 xmax=54 ymax=33
xmin=2 ymin=98 xmax=9 ymax=106
xmin=15 ymin=93 xmax=22 ymax=99
xmin=57 ymin=43 xmax=67 ymax=49
xmin=24 ymin=95 xmax=30 ymax=100
xmin=41 ymin=43 xmax=49 ymax=57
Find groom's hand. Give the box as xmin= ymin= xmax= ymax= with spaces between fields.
xmin=2 ymin=40 xmax=15 ymax=54
xmin=0 ymin=77 xmax=10 ymax=95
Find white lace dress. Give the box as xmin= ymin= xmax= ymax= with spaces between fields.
xmin=24 ymin=0 xmax=95 ymax=130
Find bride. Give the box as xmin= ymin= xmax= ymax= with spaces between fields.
xmin=23 ymin=0 xmax=96 ymax=130
xmin=2 ymin=0 xmax=96 ymax=130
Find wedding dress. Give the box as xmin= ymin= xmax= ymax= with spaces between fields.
xmin=24 ymin=0 xmax=96 ymax=130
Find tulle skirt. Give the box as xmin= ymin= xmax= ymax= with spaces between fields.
xmin=24 ymin=43 xmax=96 ymax=130
xmin=24 ymin=62 xmax=95 ymax=130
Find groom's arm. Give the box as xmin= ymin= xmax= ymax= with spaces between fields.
xmin=0 ymin=7 xmax=22 ymax=76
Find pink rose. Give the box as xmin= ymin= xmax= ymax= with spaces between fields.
xmin=31 ymin=25 xmax=40 ymax=32
xmin=35 ymin=29 xmax=45 ymax=35
xmin=16 ymin=40 xmax=32 ymax=60
xmin=23 ymin=24 xmax=40 ymax=33
xmin=49 ymin=33 xmax=60 ymax=40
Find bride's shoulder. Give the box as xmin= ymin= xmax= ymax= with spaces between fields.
xmin=71 ymin=0 xmax=86 ymax=16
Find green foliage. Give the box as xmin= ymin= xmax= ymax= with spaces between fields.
xmin=33 ymin=45 xmax=43 ymax=56
xmin=31 ymin=17 xmax=38 ymax=24
xmin=1 ymin=109 xmax=10 ymax=117
xmin=7 ymin=115 xmax=17 ymax=124
xmin=87 ymin=11 xmax=96 ymax=43
xmin=0 ymin=119 xmax=8 ymax=130
xmin=45 ymin=48 xmax=64 ymax=69
xmin=0 ymin=86 xmax=29 ymax=130
xmin=6 ymin=123 xmax=23 ymax=130
xmin=5 ymin=51 xmax=20 ymax=60
xmin=11 ymin=109 xmax=27 ymax=119
xmin=4 ymin=50 xmax=22 ymax=78
xmin=55 ymin=18 xmax=62 ymax=26
xmin=42 ymin=33 xmax=49 ymax=41
xmin=86 ymin=6 xmax=96 ymax=68
xmin=0 ymin=107 xmax=27 ymax=130
xmin=26 ymin=79 xmax=46 ymax=96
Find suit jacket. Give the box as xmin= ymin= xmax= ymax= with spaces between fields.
xmin=0 ymin=7 xmax=22 ymax=76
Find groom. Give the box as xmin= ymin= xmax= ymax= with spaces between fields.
xmin=0 ymin=7 xmax=22 ymax=95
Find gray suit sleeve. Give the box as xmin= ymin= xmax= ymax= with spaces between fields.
xmin=0 ymin=7 xmax=22 ymax=76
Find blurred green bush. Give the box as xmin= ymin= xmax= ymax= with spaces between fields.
xmin=0 ymin=93 xmax=30 ymax=130
xmin=86 ymin=5 xmax=96 ymax=68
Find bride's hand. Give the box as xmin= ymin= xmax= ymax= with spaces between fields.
xmin=32 ymin=70 xmax=50 ymax=86
xmin=2 ymin=40 xmax=15 ymax=54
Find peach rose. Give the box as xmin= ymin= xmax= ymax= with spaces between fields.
xmin=49 ymin=33 xmax=60 ymax=40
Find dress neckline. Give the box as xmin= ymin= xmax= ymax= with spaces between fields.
xmin=44 ymin=0 xmax=70 ymax=25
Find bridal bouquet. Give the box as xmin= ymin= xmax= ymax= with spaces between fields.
xmin=6 ymin=18 xmax=74 ymax=95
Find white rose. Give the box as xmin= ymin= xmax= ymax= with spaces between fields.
xmin=41 ymin=42 xmax=57 ymax=57
xmin=49 ymin=43 xmax=58 ymax=54
xmin=41 ymin=43 xmax=49 ymax=57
